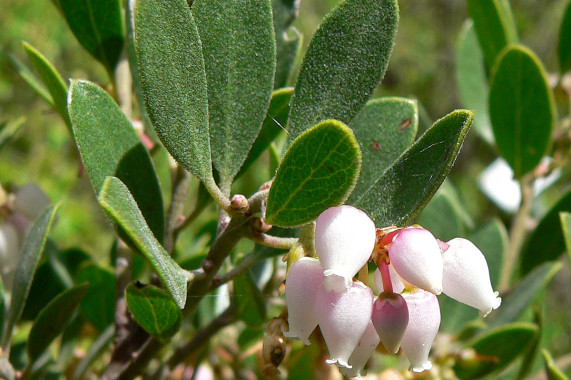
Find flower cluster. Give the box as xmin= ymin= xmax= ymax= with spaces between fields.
xmin=284 ymin=205 xmax=501 ymax=377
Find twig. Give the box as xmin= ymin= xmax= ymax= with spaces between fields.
xmin=246 ymin=233 xmax=298 ymax=250
xmin=164 ymin=166 xmax=191 ymax=254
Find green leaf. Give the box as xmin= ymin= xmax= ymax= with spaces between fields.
xmin=352 ymin=110 xmax=473 ymax=227
xmin=133 ymin=0 xmax=213 ymax=186
xmin=22 ymin=42 xmax=71 ymax=131
xmin=125 ymin=283 xmax=182 ymax=341
xmin=468 ymin=219 xmax=508 ymax=289
xmin=439 ymin=294 xmax=478 ymax=334
xmin=27 ymin=284 xmax=88 ymax=363
xmin=1 ymin=204 xmax=58 ymax=350
xmin=59 ymin=0 xmax=124 ymax=75
xmin=98 ymin=177 xmax=189 ymax=309
xmin=487 ymin=262 xmax=562 ymax=329
xmin=517 ymin=307 xmax=543 ymax=379
xmin=561 ymin=212 xmax=571 ymax=269
xmin=68 ymin=79 xmax=164 ymax=242
xmin=417 ymin=191 xmax=464 ymax=242
xmin=193 ymin=0 xmax=276 ymax=186
xmin=234 ymin=271 xmax=267 ymax=328
xmin=265 ymin=120 xmax=361 ymax=227
xmin=238 ymin=88 xmax=292 ymax=177
xmin=559 ymin=1 xmax=571 ymax=73
xmin=520 ymin=190 xmax=571 ymax=275
xmin=347 ymin=97 xmax=418 ymax=204
xmin=286 ymin=0 xmax=399 ymax=142
xmin=272 ymin=0 xmax=302 ymax=89
xmin=489 ymin=45 xmax=556 ymax=178
xmin=467 ymin=0 xmax=518 ymax=70
xmin=543 ymin=349 xmax=569 ymax=380
xmin=454 ymin=322 xmax=538 ymax=379
xmin=7 ymin=54 xmax=53 ymax=106
xmin=75 ymin=264 xmax=115 ymax=331
xmin=0 ymin=118 xmax=25 ymax=151
xmin=456 ymin=21 xmax=493 ymax=144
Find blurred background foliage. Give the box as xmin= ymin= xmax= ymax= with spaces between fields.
xmin=0 ymin=0 xmax=570 ymax=375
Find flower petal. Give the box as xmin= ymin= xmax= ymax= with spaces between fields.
xmin=371 ymin=293 xmax=408 ymax=354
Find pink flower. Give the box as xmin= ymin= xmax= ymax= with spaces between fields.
xmin=371 ymin=293 xmax=409 ymax=354
xmin=339 ymin=319 xmax=380 ymax=378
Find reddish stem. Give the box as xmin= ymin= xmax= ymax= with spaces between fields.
xmin=379 ymin=259 xmax=393 ymax=294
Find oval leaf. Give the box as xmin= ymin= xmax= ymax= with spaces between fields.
xmin=347 ymin=97 xmax=418 ymax=204
xmin=125 ymin=282 xmax=182 ymax=341
xmin=265 ymin=119 xmax=361 ymax=227
xmin=98 ymin=177 xmax=189 ymax=309
xmin=559 ymin=1 xmax=571 ymax=73
xmin=287 ymin=0 xmax=399 ymax=142
xmin=454 ymin=322 xmax=538 ymax=379
xmin=59 ymin=0 xmax=124 ymax=74
xmin=272 ymin=0 xmax=301 ymax=89
xmin=489 ymin=45 xmax=556 ymax=178
xmin=352 ymin=110 xmax=474 ymax=227
xmin=1 ymin=204 xmax=58 ymax=350
xmin=27 ymin=284 xmax=88 ymax=363
xmin=133 ymin=0 xmax=213 ymax=186
xmin=68 ymin=79 xmax=164 ymax=242
xmin=193 ymin=0 xmax=276 ymax=186
xmin=75 ymin=264 xmax=115 ymax=331
xmin=456 ymin=21 xmax=493 ymax=144
xmin=467 ymin=0 xmax=518 ymax=69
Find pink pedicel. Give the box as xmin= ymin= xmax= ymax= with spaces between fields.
xmin=374 ymin=265 xmax=405 ymax=294
xmin=442 ymin=238 xmax=501 ymax=317
xmin=388 ymin=227 xmax=443 ymax=295
xmin=315 ymin=205 xmax=376 ymax=293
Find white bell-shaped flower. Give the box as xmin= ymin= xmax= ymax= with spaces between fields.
xmin=374 ymin=265 xmax=405 ymax=294
xmin=442 ymin=238 xmax=501 ymax=317
xmin=339 ymin=319 xmax=380 ymax=378
xmin=284 ymin=257 xmax=324 ymax=344
xmin=371 ymin=293 xmax=408 ymax=354
xmin=400 ymin=289 xmax=440 ymax=372
xmin=388 ymin=228 xmax=443 ymax=295
xmin=315 ymin=206 xmax=376 ymax=293
xmin=317 ymin=280 xmax=374 ymax=368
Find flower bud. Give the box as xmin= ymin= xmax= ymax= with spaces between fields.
xmin=374 ymin=265 xmax=405 ymax=294
xmin=442 ymin=238 xmax=501 ymax=317
xmin=315 ymin=206 xmax=376 ymax=293
xmin=284 ymin=257 xmax=324 ymax=344
xmin=388 ymin=228 xmax=443 ymax=295
xmin=317 ymin=281 xmax=374 ymax=369
xmin=371 ymin=293 xmax=408 ymax=354
xmin=13 ymin=184 xmax=50 ymax=222
xmin=400 ymin=290 xmax=440 ymax=372
xmin=339 ymin=319 xmax=380 ymax=378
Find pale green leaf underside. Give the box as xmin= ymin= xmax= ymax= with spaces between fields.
xmin=98 ymin=177 xmax=188 ymax=309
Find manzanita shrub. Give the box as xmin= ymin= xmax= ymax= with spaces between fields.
xmin=0 ymin=0 xmax=570 ymax=379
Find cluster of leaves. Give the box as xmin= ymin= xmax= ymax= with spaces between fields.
xmin=0 ymin=0 xmax=569 ymax=379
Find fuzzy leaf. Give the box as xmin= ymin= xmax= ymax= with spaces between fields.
xmin=352 ymin=110 xmax=473 ymax=227
xmin=75 ymin=264 xmax=115 ymax=331
xmin=347 ymin=97 xmax=418 ymax=204
xmin=520 ymin=190 xmax=571 ymax=275
xmin=98 ymin=177 xmax=189 ymax=309
xmin=265 ymin=120 xmax=361 ymax=227
xmin=286 ymin=0 xmax=399 ymax=142
xmin=489 ymin=45 xmax=555 ymax=178
xmin=456 ymin=21 xmax=493 ymax=144
xmin=467 ymin=0 xmax=518 ymax=69
xmin=1 ymin=204 xmax=59 ymax=350
xmin=272 ymin=0 xmax=301 ymax=89
xmin=488 ymin=262 xmax=562 ymax=329
xmin=125 ymin=283 xmax=182 ymax=341
xmin=238 ymin=88 xmax=292 ymax=177
xmin=133 ymin=0 xmax=213 ymax=185
xmin=27 ymin=284 xmax=88 ymax=363
xmin=454 ymin=322 xmax=538 ymax=379
xmin=559 ymin=1 xmax=571 ymax=73
xmin=193 ymin=0 xmax=276 ymax=185
xmin=23 ymin=42 xmax=71 ymax=131
xmin=59 ymin=0 xmax=124 ymax=74
xmin=68 ymin=79 xmax=164 ymax=243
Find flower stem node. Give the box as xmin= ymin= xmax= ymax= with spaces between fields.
xmin=388 ymin=227 xmax=443 ymax=295
xmin=371 ymin=293 xmax=409 ymax=354
xmin=442 ymin=238 xmax=502 ymax=317
xmin=401 ymin=289 xmax=441 ymax=372
xmin=317 ymin=280 xmax=374 ymax=369
xmin=315 ymin=205 xmax=376 ymax=293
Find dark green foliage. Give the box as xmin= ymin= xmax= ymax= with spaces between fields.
xmin=75 ymin=264 xmax=115 ymax=331
xmin=559 ymin=1 xmax=571 ymax=73
xmin=234 ymin=271 xmax=267 ymax=327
